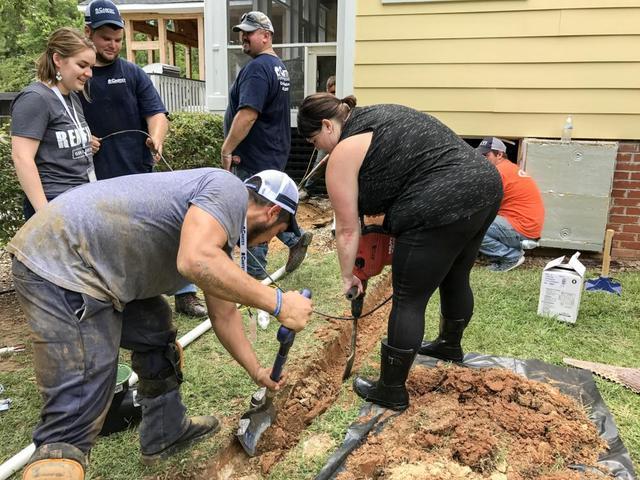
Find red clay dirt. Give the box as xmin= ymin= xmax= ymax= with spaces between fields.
xmin=197 ymin=273 xmax=393 ymax=479
xmin=336 ymin=365 xmax=611 ymax=480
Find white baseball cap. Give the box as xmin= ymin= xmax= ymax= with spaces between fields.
xmin=245 ymin=170 xmax=301 ymax=235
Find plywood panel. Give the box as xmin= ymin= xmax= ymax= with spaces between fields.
xmin=355 ymin=36 xmax=640 ymax=64
xmin=523 ymin=140 xmax=618 ymax=196
xmin=537 ymin=194 xmax=611 ymax=251
xmin=355 ymin=63 xmax=640 ymax=89
xmin=356 ymin=88 xmax=640 ymax=115
xmin=359 ymin=0 xmax=640 ymax=16
xmin=522 ymin=140 xmax=617 ymax=251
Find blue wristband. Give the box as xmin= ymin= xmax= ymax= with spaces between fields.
xmin=273 ymin=289 xmax=282 ymax=317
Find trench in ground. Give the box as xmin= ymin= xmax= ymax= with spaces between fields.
xmin=197 ymin=272 xmax=393 ymax=479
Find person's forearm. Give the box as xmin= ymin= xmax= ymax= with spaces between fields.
xmin=208 ymin=300 xmax=261 ymax=380
xmin=221 ymin=110 xmax=257 ymax=155
xmin=180 ymin=247 xmax=278 ymax=314
xmin=335 ymin=225 xmax=360 ymax=281
xmin=147 ymin=113 xmax=169 ymax=146
xmin=13 ymin=156 xmax=47 ymax=211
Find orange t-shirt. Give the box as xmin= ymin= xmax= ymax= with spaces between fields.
xmin=496 ymin=161 xmax=545 ymax=239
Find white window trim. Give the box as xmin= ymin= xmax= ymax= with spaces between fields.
xmin=336 ymin=0 xmax=355 ymax=98
xmin=204 ymin=0 xmax=228 ymax=112
xmin=206 ymin=1 xmax=352 ymax=114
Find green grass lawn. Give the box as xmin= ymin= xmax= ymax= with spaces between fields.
xmin=0 ymin=249 xmax=638 ymax=479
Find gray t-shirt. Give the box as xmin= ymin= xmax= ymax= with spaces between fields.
xmin=7 ymin=168 xmax=248 ymax=310
xmin=11 ymin=82 xmax=94 ymax=198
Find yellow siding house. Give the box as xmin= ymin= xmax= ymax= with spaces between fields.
xmin=354 ymin=0 xmax=640 ymax=140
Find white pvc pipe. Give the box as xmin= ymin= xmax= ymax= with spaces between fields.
xmin=0 ymin=444 xmax=36 ymax=480
xmin=261 ymin=265 xmax=286 ymax=286
xmin=0 ymin=265 xmax=288 ymax=479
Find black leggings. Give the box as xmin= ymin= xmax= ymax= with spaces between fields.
xmin=387 ymin=202 xmax=499 ymax=350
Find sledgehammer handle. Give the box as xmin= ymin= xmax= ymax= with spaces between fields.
xmin=270 ymin=289 xmax=312 ymax=382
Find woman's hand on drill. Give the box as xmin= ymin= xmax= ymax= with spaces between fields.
xmin=343 ymin=274 xmax=363 ymax=297
xmin=277 ymin=291 xmax=312 ymax=332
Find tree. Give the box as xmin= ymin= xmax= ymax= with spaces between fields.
xmin=0 ymin=0 xmax=83 ymax=92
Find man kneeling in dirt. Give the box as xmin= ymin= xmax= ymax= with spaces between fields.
xmin=7 ymin=168 xmax=313 ymax=479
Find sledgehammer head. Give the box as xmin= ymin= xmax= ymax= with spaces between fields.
xmin=237 ymin=387 xmax=276 ymax=456
xmin=236 ymin=289 xmax=312 ymax=456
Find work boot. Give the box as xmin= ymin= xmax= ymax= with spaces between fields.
xmin=174 ymin=292 xmax=207 ymax=317
xmin=141 ymin=415 xmax=220 ymax=465
xmin=23 ymin=443 xmax=86 ymax=480
xmin=418 ymin=316 xmax=467 ymax=362
xmin=285 ymin=231 xmax=313 ymax=273
xmin=353 ymin=340 xmax=416 ymax=411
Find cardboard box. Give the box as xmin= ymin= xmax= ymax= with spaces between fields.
xmin=537 ymin=252 xmax=586 ymax=324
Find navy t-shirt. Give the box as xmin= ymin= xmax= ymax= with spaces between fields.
xmin=224 ymin=53 xmax=291 ymax=173
xmin=80 ymin=58 xmax=167 ymax=179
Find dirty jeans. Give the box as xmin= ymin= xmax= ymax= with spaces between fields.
xmin=478 ymin=215 xmax=527 ymax=264
xmin=12 ymin=258 xmax=189 ymax=455
xmin=232 ymin=164 xmax=303 ymax=278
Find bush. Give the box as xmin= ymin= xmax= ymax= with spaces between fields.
xmin=0 ymin=123 xmax=25 ymax=243
xmin=0 ymin=111 xmax=226 ymax=243
xmin=159 ymin=111 xmax=224 ymax=171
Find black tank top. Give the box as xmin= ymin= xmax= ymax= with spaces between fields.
xmin=339 ymin=104 xmax=502 ymax=234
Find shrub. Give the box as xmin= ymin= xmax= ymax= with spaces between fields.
xmin=159 ymin=111 xmax=224 ymax=171
xmin=0 ymin=123 xmax=25 ymax=243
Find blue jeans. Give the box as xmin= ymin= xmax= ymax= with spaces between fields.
xmin=478 ymin=215 xmax=526 ymax=264
xmin=233 ymin=164 xmax=303 ymax=278
xmin=12 ymin=258 xmax=189 ymax=455
xmin=174 ymin=284 xmax=197 ymax=295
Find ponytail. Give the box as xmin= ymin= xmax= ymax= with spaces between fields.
xmin=297 ymin=92 xmax=358 ymax=138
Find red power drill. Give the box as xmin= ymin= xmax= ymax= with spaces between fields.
xmin=343 ymin=221 xmax=394 ymax=379
xmin=347 ymin=223 xmax=395 ymax=305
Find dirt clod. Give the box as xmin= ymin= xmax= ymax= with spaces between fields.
xmin=337 ymin=364 xmax=611 ymax=480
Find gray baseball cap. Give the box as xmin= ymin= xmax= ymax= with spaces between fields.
xmin=232 ymin=11 xmax=274 ymax=33
xmin=476 ymin=137 xmax=507 ymax=155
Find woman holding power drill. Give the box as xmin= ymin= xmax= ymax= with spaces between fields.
xmin=297 ymin=94 xmax=503 ymax=410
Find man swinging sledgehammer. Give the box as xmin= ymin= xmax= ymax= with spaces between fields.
xmin=8 ymin=168 xmax=312 ymax=479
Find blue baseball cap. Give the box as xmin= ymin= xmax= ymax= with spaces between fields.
xmin=85 ymin=0 xmax=124 ymax=30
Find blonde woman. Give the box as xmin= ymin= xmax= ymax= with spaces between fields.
xmin=11 ymin=27 xmax=97 ymax=219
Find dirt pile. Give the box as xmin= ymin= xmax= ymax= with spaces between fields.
xmin=337 ymin=364 xmax=610 ymax=480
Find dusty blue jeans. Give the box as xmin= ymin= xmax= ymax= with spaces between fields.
xmin=478 ymin=215 xmax=526 ymax=264
xmin=12 ymin=258 xmax=189 ymax=456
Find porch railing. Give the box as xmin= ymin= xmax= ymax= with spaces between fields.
xmin=148 ymin=74 xmax=206 ymax=113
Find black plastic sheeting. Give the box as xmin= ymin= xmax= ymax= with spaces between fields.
xmin=315 ymin=353 xmax=637 ymax=480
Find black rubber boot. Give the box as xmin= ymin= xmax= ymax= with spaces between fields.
xmin=353 ymin=340 xmax=416 ymax=411
xmin=418 ymin=316 xmax=467 ymax=362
